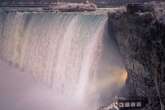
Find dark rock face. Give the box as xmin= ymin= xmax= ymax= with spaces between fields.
xmin=109 ymin=2 xmax=165 ymax=110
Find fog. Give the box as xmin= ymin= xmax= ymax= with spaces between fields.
xmin=0 ymin=59 xmax=94 ymax=110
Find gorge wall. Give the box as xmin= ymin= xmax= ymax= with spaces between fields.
xmin=108 ymin=2 xmax=165 ymax=110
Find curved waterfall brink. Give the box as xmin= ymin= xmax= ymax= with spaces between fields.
xmin=0 ymin=12 xmax=127 ymax=109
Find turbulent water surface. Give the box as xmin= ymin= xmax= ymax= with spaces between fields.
xmin=0 ymin=11 xmax=127 ymax=109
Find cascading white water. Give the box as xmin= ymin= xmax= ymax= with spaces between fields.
xmin=0 ymin=11 xmax=127 ymax=109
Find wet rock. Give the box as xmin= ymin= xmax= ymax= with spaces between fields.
xmin=109 ymin=1 xmax=165 ymax=110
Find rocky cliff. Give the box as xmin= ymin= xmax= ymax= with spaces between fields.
xmin=109 ymin=2 xmax=165 ymax=110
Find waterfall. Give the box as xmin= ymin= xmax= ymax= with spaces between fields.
xmin=0 ymin=11 xmax=127 ymax=109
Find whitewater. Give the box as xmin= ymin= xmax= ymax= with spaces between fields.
xmin=0 ymin=11 xmax=127 ymax=110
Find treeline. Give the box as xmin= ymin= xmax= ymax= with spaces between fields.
xmin=0 ymin=0 xmax=95 ymax=4
xmin=96 ymin=0 xmax=159 ymax=7
xmin=0 ymin=0 xmax=161 ymax=6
